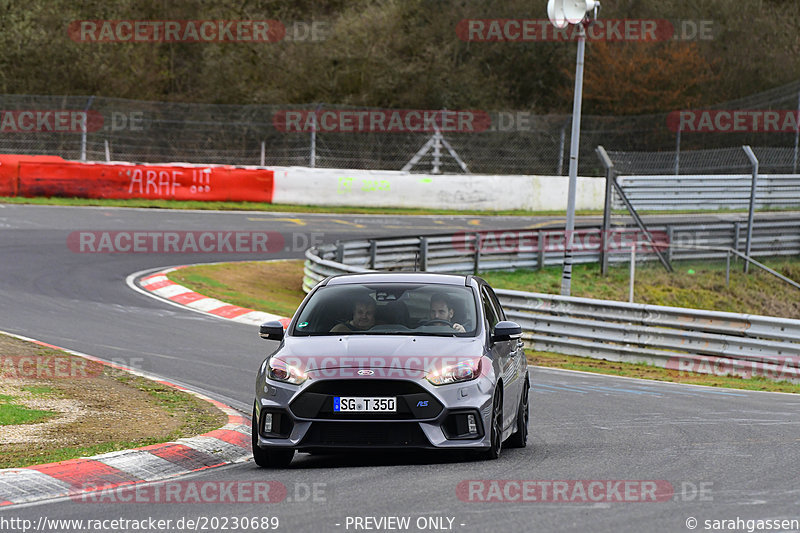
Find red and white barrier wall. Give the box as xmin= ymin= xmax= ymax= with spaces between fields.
xmin=270 ymin=166 xmax=604 ymax=211
xmin=0 ymin=155 xmax=605 ymax=210
xmin=0 ymin=155 xmax=274 ymax=202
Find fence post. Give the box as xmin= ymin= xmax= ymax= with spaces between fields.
xmin=666 ymin=226 xmax=674 ymax=264
xmin=419 ymin=237 xmax=428 ymax=271
xmin=104 ymin=140 xmax=110 ymax=162
xmin=726 ymin=249 xmax=731 ymax=287
xmin=742 ymin=146 xmax=759 ymax=274
xmin=629 ymin=243 xmax=636 ymax=303
xmin=596 ymin=145 xmax=615 ymax=275
xmin=260 ymin=141 xmax=265 ymax=166
xmin=674 ymin=128 xmax=681 ymax=175
xmin=794 ymin=89 xmax=800 ymax=174
xmin=537 ymin=230 xmax=546 ymax=270
xmin=473 ymin=233 xmax=481 ymax=274
xmin=310 ymin=112 xmax=317 ymax=168
xmin=80 ymin=95 xmax=95 ymax=162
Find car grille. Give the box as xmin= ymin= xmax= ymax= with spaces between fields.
xmin=289 ymin=379 xmax=443 ymax=420
xmin=299 ymin=421 xmax=431 ymax=448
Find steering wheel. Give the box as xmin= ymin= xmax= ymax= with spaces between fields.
xmin=420 ymin=319 xmax=453 ymax=327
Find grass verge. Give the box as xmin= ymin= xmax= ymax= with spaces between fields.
xmin=166 ymin=259 xmax=800 ymax=393
xmin=0 ymin=334 xmax=227 ymax=469
xmin=0 ymin=196 xmax=592 ymax=217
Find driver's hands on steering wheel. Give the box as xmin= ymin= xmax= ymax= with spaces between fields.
xmin=422 ymin=319 xmax=465 ymax=332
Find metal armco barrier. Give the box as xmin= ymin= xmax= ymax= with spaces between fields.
xmin=303 ymin=224 xmax=800 ymax=382
xmin=497 ymin=289 xmax=800 ymax=383
xmin=306 ymin=217 xmax=800 ymax=278
xmin=613 ymin=174 xmax=800 ymax=211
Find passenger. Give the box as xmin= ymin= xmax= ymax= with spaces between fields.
xmin=330 ymin=295 xmax=377 ymax=332
xmin=429 ymin=293 xmax=466 ymax=332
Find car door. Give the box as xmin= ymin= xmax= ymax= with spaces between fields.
xmin=481 ymin=284 xmax=519 ymax=435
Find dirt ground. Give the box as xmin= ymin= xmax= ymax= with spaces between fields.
xmin=0 ymin=334 xmax=226 ymax=468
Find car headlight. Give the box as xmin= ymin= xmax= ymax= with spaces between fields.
xmin=267 ymin=357 xmax=308 ymax=385
xmin=426 ymin=359 xmax=482 ymax=386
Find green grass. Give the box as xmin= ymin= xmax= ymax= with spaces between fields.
xmin=112 ymin=374 xmax=225 ymax=436
xmin=0 ymin=440 xmax=172 ymax=469
xmin=167 ymin=261 xmax=307 ymax=317
xmin=21 ymin=385 xmax=56 ymax=395
xmin=0 ymin=396 xmax=56 ymax=426
xmin=0 ymin=196 xmax=595 ymax=217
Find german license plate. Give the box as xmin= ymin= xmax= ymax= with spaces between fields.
xmin=334 ymin=397 xmax=396 ymax=412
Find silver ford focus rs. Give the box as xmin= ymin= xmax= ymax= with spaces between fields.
xmin=252 ymin=272 xmax=530 ymax=468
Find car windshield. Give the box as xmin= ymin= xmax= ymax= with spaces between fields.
xmin=292 ymin=283 xmax=478 ymax=337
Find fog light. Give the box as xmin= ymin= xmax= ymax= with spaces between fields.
xmin=263 ymin=413 xmax=273 ymax=433
xmin=467 ymin=414 xmax=477 ymax=434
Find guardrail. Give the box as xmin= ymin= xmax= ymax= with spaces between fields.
xmin=306 ymin=217 xmax=800 ymax=281
xmin=303 ymin=223 xmax=800 ymax=382
xmin=613 ymin=174 xmax=800 ymax=211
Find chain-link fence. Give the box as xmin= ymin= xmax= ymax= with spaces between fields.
xmin=2 ymin=79 xmax=799 ymax=175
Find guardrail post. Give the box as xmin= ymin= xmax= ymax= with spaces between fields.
xmin=473 ymin=233 xmax=481 ymax=274
xmin=369 ymin=240 xmax=377 ymax=269
xmin=742 ymin=145 xmax=759 ymax=274
xmin=335 ymin=241 xmax=344 ymax=263
xmin=419 ymin=237 xmax=428 ymax=271
xmin=537 ymin=230 xmax=546 ymax=270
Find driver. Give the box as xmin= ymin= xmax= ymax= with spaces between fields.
xmin=330 ymin=295 xmax=376 ymax=332
xmin=429 ymin=293 xmax=466 ymax=333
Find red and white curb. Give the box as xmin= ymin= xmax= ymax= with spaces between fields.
xmin=129 ymin=265 xmax=291 ymax=328
xmin=0 ymin=332 xmax=252 ymax=508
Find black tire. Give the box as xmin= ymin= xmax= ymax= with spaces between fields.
xmin=481 ymin=388 xmax=503 ymax=460
xmin=251 ymin=406 xmax=294 ymax=468
xmin=506 ymin=377 xmax=530 ymax=448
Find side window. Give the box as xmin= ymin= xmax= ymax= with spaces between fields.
xmin=484 ymin=286 xmax=506 ymax=321
xmin=481 ymin=286 xmax=500 ymax=330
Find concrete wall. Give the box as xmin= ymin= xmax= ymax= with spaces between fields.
xmin=271 ymin=167 xmax=605 ymax=211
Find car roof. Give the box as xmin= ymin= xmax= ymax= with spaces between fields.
xmin=324 ymin=271 xmax=479 ymax=287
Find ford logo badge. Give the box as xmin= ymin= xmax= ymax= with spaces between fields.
xmin=357 ymin=369 xmax=375 ymax=376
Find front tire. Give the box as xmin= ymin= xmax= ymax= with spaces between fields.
xmin=506 ymin=377 xmax=529 ymax=448
xmin=252 ymin=406 xmax=294 ymax=468
xmin=481 ymin=388 xmax=503 ymax=460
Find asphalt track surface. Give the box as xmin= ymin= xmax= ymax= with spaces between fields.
xmin=1 ymin=204 xmax=800 ymax=533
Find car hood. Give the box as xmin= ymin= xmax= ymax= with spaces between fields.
xmin=273 ymin=335 xmax=484 ymax=374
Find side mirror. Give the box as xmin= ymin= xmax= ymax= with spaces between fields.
xmin=491 ymin=321 xmax=522 ymax=343
xmin=259 ymin=320 xmax=285 ymax=341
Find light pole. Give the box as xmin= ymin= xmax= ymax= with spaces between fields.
xmin=547 ymin=0 xmax=599 ymax=296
